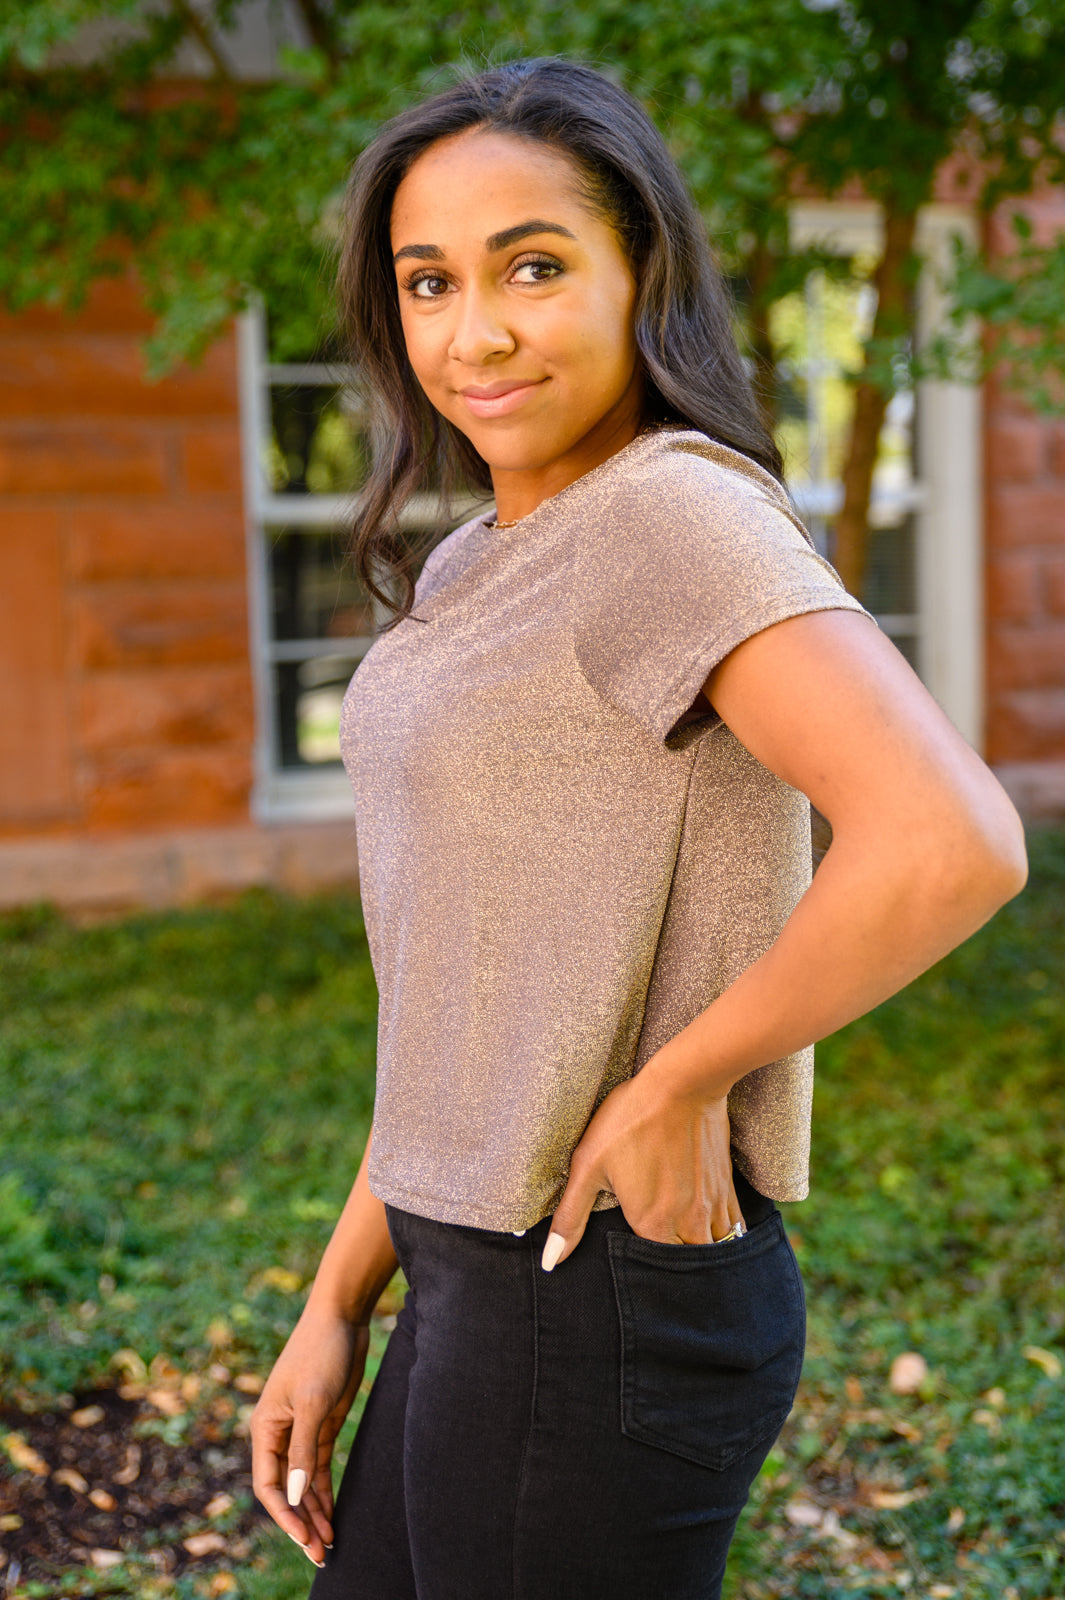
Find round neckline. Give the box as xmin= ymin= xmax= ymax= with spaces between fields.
xmin=478 ymin=423 xmax=695 ymax=537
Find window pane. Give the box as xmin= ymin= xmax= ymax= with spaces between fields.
xmin=772 ymin=272 xmax=916 ymax=495
xmin=772 ymin=269 xmax=919 ymax=630
xmin=274 ymin=656 xmax=359 ymax=768
xmin=862 ymin=513 xmax=917 ymax=616
xmin=268 ymin=528 xmax=376 ymax=642
xmin=268 ymin=385 xmax=370 ymax=495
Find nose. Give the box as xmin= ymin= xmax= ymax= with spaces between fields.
xmin=447 ymin=283 xmax=515 ymax=367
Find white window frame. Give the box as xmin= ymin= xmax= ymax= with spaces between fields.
xmin=788 ymin=201 xmax=984 ymax=750
xmin=238 ymin=304 xmax=453 ymax=822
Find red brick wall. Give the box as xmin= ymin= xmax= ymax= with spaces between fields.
xmin=0 ymin=279 xmax=254 ymax=838
xmin=984 ymin=194 xmax=1065 ymax=770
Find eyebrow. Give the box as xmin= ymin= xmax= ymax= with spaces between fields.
xmin=392 ymin=219 xmax=578 ymax=265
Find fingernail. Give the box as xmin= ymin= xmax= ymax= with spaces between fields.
xmin=541 ymin=1232 xmax=565 ymax=1272
xmin=287 ymin=1466 xmax=307 ymax=1506
xmin=324 ymin=1543 xmax=334 ymax=1550
xmin=305 ymin=1551 xmax=326 ymax=1568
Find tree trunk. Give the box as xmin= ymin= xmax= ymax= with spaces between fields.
xmin=833 ymin=207 xmax=919 ymax=598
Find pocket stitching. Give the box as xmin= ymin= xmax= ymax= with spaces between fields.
xmin=608 ymin=1216 xmax=804 ymax=1473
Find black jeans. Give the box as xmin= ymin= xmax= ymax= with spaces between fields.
xmin=309 ymin=1171 xmax=805 ymax=1600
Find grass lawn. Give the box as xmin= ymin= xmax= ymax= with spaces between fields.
xmin=0 ymin=830 xmax=1062 ymax=1599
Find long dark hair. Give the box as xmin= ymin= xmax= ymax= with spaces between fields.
xmin=339 ymin=56 xmax=782 ymax=627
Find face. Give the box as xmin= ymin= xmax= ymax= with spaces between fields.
xmin=389 ymin=128 xmax=645 ymax=518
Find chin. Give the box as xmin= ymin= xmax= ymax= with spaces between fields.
xmin=464 ymin=429 xmax=573 ymax=474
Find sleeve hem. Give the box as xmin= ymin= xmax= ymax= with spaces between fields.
xmin=654 ymin=590 xmax=876 ymax=743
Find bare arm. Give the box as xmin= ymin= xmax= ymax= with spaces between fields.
xmin=251 ymin=1133 xmax=398 ymax=1564
xmin=644 ymin=609 xmax=1027 ymax=1103
xmin=303 ymin=1130 xmax=398 ymax=1323
xmin=544 ymin=609 xmax=1027 ymax=1262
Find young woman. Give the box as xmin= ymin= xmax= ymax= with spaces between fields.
xmin=250 ymin=57 xmax=1027 ymax=1600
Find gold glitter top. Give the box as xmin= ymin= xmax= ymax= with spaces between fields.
xmin=340 ymin=426 xmax=873 ymax=1231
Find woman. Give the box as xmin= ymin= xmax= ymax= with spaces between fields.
xmin=250 ymin=57 xmax=1027 ymax=1600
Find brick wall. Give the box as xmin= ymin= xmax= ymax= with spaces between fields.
xmin=984 ymin=194 xmax=1065 ymax=780
xmin=0 ymin=278 xmax=254 ymax=839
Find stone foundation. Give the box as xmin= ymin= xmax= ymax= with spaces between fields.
xmin=0 ymin=820 xmax=359 ymax=919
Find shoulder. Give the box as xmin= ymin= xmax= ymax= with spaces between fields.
xmin=597 ymin=426 xmax=814 ymax=562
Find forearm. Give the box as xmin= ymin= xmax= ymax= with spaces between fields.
xmin=644 ymin=821 xmax=1024 ymax=1105
xmin=303 ymin=1131 xmax=398 ymax=1325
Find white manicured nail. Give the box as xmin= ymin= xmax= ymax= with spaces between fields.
xmin=287 ymin=1467 xmax=307 ymax=1506
xmin=541 ymin=1232 xmax=565 ymax=1272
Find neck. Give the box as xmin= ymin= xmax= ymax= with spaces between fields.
xmin=488 ymin=384 xmax=647 ymax=525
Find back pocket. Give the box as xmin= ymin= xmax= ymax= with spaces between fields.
xmin=607 ymin=1211 xmax=805 ymax=1471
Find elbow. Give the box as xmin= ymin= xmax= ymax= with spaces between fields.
xmin=947 ymin=791 xmax=1029 ymax=917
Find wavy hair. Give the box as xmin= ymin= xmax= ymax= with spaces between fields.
xmin=338 ymin=56 xmax=781 ymax=627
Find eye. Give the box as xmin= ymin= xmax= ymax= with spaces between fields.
xmin=511 ymin=255 xmax=563 ymax=284
xmin=406 ymin=272 xmax=451 ymax=299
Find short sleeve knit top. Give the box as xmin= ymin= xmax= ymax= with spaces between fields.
xmin=339 ymin=426 xmax=873 ymax=1232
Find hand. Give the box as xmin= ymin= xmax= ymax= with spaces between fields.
xmin=250 ymin=1305 xmax=369 ymax=1565
xmin=542 ymin=1068 xmax=743 ymax=1268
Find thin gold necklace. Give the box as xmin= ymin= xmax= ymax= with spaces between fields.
xmin=487 ymin=425 xmax=666 ymax=530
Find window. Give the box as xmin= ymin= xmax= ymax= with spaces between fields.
xmin=238 ymin=306 xmax=461 ymax=820
xmin=786 ymin=202 xmax=984 ymax=747
xmin=772 ymin=267 xmax=923 ymax=669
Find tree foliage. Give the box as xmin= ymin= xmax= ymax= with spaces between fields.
xmin=2 ymin=0 xmax=1065 ymax=587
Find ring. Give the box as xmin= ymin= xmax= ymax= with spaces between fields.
xmin=717 ymin=1219 xmax=747 ymax=1243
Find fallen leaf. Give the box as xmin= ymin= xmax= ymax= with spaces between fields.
xmin=891 ymin=1419 xmax=923 ymax=1443
xmin=234 ymin=1372 xmax=264 ymax=1395
xmin=930 ymin=1588 xmax=957 ymax=1598
xmin=116 ymin=1381 xmax=147 ymax=1400
xmin=149 ymin=1354 xmax=182 ymax=1384
xmin=70 ymin=1404 xmax=105 ymax=1429
xmin=982 ymin=1386 xmax=1006 ymax=1409
xmin=113 ymin=1443 xmax=142 ymax=1485
xmin=108 ymin=1348 xmax=148 ymax=1381
xmin=181 ymin=1373 xmax=202 ymax=1401
xmin=971 ymin=1407 xmax=1000 ymax=1432
xmin=1022 ymin=1344 xmax=1062 ymax=1379
xmin=208 ymin=1362 xmax=232 ymax=1383
xmin=870 ymin=1488 xmax=928 ymax=1509
xmin=2 ymin=1432 xmax=49 ymax=1476
xmin=89 ymin=1489 xmax=116 ymax=1511
xmin=784 ymin=1499 xmax=823 ymax=1528
xmin=205 ymin=1493 xmax=234 ymax=1518
xmin=183 ymin=1531 xmax=227 ymax=1557
xmin=89 ymin=1550 xmax=124 ymax=1570
xmin=818 ymin=1509 xmax=859 ymax=1549
xmin=210 ymin=1576 xmax=239 ymax=1596
xmin=889 ymin=1352 xmax=928 ymax=1395
xmin=252 ymin=1266 xmax=303 ymax=1294
xmin=0 ymin=1514 xmax=22 ymax=1532
xmin=844 ymin=1375 xmax=864 ymax=1404
xmin=947 ymin=1507 xmax=966 ymax=1532
xmin=205 ymin=1320 xmax=234 ymax=1348
xmin=52 ymin=1466 xmax=90 ymax=1494
xmin=146 ymin=1387 xmax=186 ymax=1416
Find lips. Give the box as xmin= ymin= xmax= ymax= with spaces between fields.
xmin=458 ymin=378 xmax=545 ymax=418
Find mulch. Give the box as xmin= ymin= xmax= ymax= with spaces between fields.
xmin=0 ymin=1359 xmax=274 ymax=1593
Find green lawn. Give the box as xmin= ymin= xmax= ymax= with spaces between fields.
xmin=1 ymin=832 xmax=1062 ymax=1599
